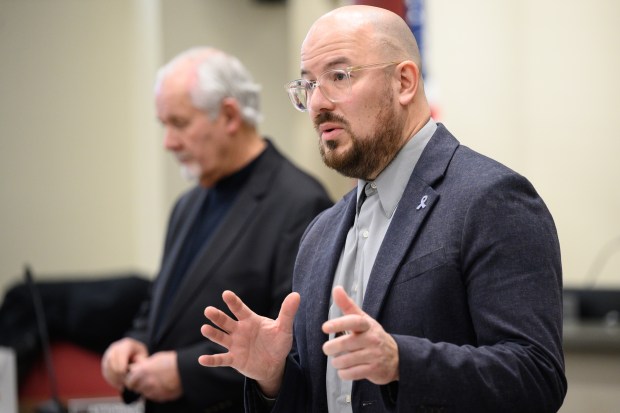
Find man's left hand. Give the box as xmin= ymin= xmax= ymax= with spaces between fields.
xmin=124 ymin=350 xmax=182 ymax=402
xmin=322 ymin=286 xmax=399 ymax=385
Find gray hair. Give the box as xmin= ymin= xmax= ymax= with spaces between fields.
xmin=155 ymin=47 xmax=263 ymax=126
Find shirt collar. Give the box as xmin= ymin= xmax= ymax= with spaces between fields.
xmin=358 ymin=118 xmax=437 ymax=218
xmin=213 ymin=142 xmax=268 ymax=194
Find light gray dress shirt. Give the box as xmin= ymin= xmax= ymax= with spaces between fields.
xmin=326 ymin=118 xmax=437 ymax=413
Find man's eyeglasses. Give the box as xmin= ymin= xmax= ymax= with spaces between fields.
xmin=284 ymin=62 xmax=400 ymax=112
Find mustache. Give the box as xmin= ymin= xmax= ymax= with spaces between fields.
xmin=313 ymin=112 xmax=350 ymax=132
xmin=173 ymin=151 xmax=191 ymax=163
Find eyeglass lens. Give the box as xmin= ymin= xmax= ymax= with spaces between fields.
xmin=288 ymin=69 xmax=350 ymax=111
xmin=287 ymin=62 xmax=399 ymax=112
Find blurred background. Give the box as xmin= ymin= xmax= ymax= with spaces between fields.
xmin=0 ymin=0 xmax=618 ymax=411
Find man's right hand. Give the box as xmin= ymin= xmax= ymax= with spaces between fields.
xmin=199 ymin=290 xmax=300 ymax=398
xmin=101 ymin=337 xmax=148 ymax=390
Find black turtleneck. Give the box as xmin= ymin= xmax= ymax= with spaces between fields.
xmin=155 ymin=148 xmax=266 ymax=331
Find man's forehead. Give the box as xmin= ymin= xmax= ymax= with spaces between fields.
xmin=300 ymin=56 xmax=352 ymax=77
xmin=300 ymin=30 xmax=373 ymax=76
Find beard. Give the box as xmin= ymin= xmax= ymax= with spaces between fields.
xmin=174 ymin=152 xmax=202 ymax=182
xmin=315 ymin=93 xmax=404 ymax=180
xmin=179 ymin=164 xmax=201 ymax=182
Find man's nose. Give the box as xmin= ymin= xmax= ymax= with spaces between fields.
xmin=163 ymin=127 xmax=180 ymax=150
xmin=308 ymin=86 xmax=335 ymax=114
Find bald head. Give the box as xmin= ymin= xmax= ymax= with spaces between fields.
xmin=298 ymin=5 xmax=431 ymax=179
xmin=303 ymin=5 xmax=422 ymax=68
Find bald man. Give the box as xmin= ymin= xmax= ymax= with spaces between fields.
xmin=100 ymin=48 xmax=331 ymax=413
xmin=199 ymin=6 xmax=566 ymax=413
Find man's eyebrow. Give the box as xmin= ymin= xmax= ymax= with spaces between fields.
xmin=300 ymin=57 xmax=352 ymax=78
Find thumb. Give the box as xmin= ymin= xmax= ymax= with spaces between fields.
xmin=332 ymin=285 xmax=364 ymax=316
xmin=131 ymin=352 xmax=148 ymax=364
xmin=277 ymin=292 xmax=300 ymax=334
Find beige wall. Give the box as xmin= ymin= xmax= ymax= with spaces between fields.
xmin=0 ymin=0 xmax=141 ymax=286
xmin=1 ymin=0 xmax=619 ymax=292
xmin=426 ymin=0 xmax=620 ymax=289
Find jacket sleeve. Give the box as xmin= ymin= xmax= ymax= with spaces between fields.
xmin=389 ymin=173 xmax=566 ymax=413
xmin=245 ymin=350 xmax=309 ymax=413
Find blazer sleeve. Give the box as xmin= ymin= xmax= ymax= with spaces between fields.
xmin=390 ymin=173 xmax=566 ymax=413
xmin=245 ymin=347 xmax=309 ymax=413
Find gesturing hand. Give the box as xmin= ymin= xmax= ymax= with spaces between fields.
xmin=322 ymin=286 xmax=399 ymax=385
xmin=199 ymin=290 xmax=300 ymax=397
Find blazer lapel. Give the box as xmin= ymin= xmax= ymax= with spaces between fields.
xmin=362 ymin=179 xmax=438 ymax=319
xmin=171 ymin=189 xmax=257 ymax=312
xmin=303 ymin=190 xmax=357 ymax=343
xmin=153 ymin=143 xmax=281 ymax=343
xmin=301 ymin=190 xmax=357 ymax=395
xmin=149 ymin=189 xmax=207 ymax=339
xmin=363 ymin=124 xmax=459 ymax=319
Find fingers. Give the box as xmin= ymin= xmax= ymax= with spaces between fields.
xmin=200 ymin=323 xmax=232 ymax=349
xmin=198 ymin=352 xmax=233 ymax=367
xmin=322 ymin=326 xmax=365 ymax=357
xmin=322 ymin=286 xmax=368 ymax=336
xmin=323 ymin=335 xmax=399 ymax=384
xmin=102 ymin=339 xmax=141 ymax=388
xmin=101 ymin=360 xmax=125 ymax=389
xmin=132 ymin=352 xmax=148 ymax=363
xmin=336 ymin=363 xmax=376 ymax=382
xmin=328 ymin=347 xmax=375 ymax=381
xmin=221 ymin=290 xmax=255 ymax=321
xmin=204 ymin=291 xmax=299 ymax=337
xmin=322 ymin=314 xmax=370 ymax=336
xmin=322 ymin=337 xmax=376 ymax=382
xmin=203 ymin=305 xmax=236 ymax=335
xmin=124 ymin=364 xmax=140 ymax=390
xmin=277 ymin=292 xmax=301 ymax=334
xmin=332 ymin=285 xmax=364 ymax=316
xmin=322 ymin=320 xmax=400 ymax=385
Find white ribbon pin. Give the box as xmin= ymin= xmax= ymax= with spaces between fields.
xmin=416 ymin=195 xmax=428 ymax=210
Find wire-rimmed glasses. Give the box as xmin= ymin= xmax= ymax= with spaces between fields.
xmin=284 ymin=62 xmax=400 ymax=112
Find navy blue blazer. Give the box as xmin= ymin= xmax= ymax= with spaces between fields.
xmin=247 ymin=125 xmax=566 ymax=413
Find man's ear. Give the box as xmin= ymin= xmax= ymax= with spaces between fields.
xmin=220 ymin=97 xmax=243 ymax=133
xmin=396 ymin=61 xmax=420 ymax=106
